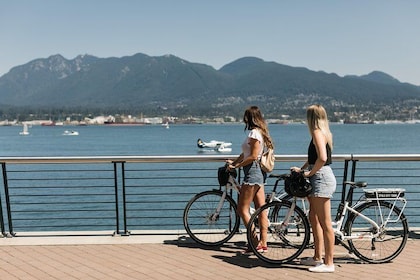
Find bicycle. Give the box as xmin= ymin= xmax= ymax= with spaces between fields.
xmin=183 ymin=167 xmax=308 ymax=246
xmin=247 ymin=178 xmax=409 ymax=264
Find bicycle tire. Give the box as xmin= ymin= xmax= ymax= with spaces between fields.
xmin=183 ymin=190 xmax=240 ymax=246
xmin=345 ymin=200 xmax=409 ymax=263
xmin=247 ymin=200 xmax=310 ymax=264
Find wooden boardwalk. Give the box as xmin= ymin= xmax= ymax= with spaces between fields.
xmin=0 ymin=232 xmax=419 ymax=279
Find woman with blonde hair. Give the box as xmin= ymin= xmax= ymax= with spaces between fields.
xmin=291 ymin=104 xmax=336 ymax=273
xmin=227 ymin=106 xmax=274 ymax=253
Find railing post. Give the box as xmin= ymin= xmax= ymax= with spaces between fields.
xmin=350 ymin=159 xmax=358 ymax=182
xmin=113 ymin=162 xmax=120 ymax=235
xmin=121 ymin=161 xmax=129 ymax=236
xmin=336 ymin=159 xmax=350 ymax=221
xmin=112 ymin=161 xmax=129 ymax=236
xmin=1 ymin=162 xmax=14 ymax=237
xmin=349 ymin=159 xmax=358 ymax=205
xmin=340 ymin=159 xmax=350 ymax=204
xmin=0 ymin=163 xmax=5 ymax=236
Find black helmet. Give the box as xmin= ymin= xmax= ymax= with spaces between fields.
xmin=218 ymin=166 xmax=237 ymax=186
xmin=284 ymin=171 xmax=312 ymax=197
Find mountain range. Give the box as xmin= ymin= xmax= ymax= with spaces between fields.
xmin=1 ymin=53 xmax=419 ymax=120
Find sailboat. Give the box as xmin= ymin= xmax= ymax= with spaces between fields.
xmin=19 ymin=123 xmax=30 ymax=135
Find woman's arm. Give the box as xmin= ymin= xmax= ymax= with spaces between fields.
xmin=291 ymin=160 xmax=309 ymax=173
xmin=304 ymin=129 xmax=327 ymax=177
xmin=227 ymin=153 xmax=244 ymax=166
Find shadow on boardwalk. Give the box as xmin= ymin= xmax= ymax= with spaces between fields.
xmin=0 ymin=233 xmax=419 ymax=279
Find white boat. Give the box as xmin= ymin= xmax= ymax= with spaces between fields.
xmin=19 ymin=123 xmax=30 ymax=135
xmin=197 ymin=138 xmax=232 ymax=152
xmin=63 ymin=130 xmax=79 ymax=136
xmin=162 ymin=122 xmax=170 ymax=129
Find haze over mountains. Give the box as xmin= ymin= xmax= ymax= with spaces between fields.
xmin=1 ymin=53 xmax=419 ymax=120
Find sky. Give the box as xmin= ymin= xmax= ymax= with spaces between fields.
xmin=1 ymin=0 xmax=420 ymax=85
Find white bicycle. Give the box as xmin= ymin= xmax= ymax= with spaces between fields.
xmin=183 ymin=167 xmax=308 ymax=246
xmin=247 ymin=180 xmax=409 ymax=264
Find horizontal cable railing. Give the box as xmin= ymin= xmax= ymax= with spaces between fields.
xmin=1 ymin=154 xmax=419 ymax=237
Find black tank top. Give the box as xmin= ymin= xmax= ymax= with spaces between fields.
xmin=308 ymin=139 xmax=332 ymax=165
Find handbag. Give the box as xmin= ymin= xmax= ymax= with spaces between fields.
xmin=260 ymin=147 xmax=275 ymax=173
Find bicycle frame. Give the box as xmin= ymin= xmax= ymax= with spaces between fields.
xmin=333 ymin=187 xmax=407 ymax=242
xmin=250 ymin=174 xmax=309 ymax=216
xmin=209 ymin=175 xmax=241 ymax=222
xmin=183 ymin=171 xmax=302 ymax=247
xmin=200 ymin=171 xmax=310 ymax=241
xmin=333 ymin=200 xmax=379 ymax=241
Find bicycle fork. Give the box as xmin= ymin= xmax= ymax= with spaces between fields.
xmin=279 ymin=199 xmax=297 ymax=230
xmin=209 ymin=191 xmax=228 ymax=222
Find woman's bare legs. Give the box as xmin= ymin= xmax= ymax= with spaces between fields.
xmin=308 ymin=196 xmax=334 ymax=265
xmin=253 ymin=186 xmax=267 ymax=247
xmin=237 ymin=184 xmax=267 ymax=247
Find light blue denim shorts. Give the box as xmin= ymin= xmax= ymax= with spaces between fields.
xmin=242 ymin=160 xmax=266 ymax=187
xmin=308 ymin=165 xmax=336 ymax=198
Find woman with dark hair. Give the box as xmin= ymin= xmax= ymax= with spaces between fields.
xmin=227 ymin=106 xmax=274 ymax=253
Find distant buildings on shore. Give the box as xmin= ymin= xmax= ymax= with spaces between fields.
xmin=1 ymin=113 xmax=420 ymax=126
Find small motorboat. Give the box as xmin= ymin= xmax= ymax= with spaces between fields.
xmin=63 ymin=130 xmax=79 ymax=136
xmin=197 ymin=138 xmax=232 ymax=152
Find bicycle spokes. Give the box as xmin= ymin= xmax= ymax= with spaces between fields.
xmin=183 ymin=190 xmax=240 ymax=246
xmin=345 ymin=201 xmax=408 ymax=263
xmin=247 ymin=201 xmax=310 ymax=264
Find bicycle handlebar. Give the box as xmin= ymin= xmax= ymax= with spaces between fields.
xmin=343 ymin=181 xmax=368 ymax=188
xmin=268 ymin=173 xmax=288 ymax=179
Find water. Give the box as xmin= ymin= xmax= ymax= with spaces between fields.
xmin=2 ymin=123 xmax=420 ymax=157
xmin=2 ymin=123 xmax=420 ymax=231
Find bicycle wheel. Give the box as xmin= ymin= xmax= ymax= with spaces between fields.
xmin=247 ymin=200 xmax=310 ymax=264
xmin=273 ymin=196 xmax=313 ymax=248
xmin=183 ymin=190 xmax=240 ymax=246
xmin=345 ymin=201 xmax=409 ymax=263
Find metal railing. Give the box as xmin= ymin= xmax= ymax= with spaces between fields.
xmin=1 ymin=154 xmax=420 ymax=237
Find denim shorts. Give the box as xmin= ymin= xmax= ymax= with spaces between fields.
xmin=308 ymin=165 xmax=336 ymax=198
xmin=242 ymin=160 xmax=266 ymax=187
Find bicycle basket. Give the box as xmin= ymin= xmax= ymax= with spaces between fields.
xmin=284 ymin=171 xmax=312 ymax=197
xmin=218 ymin=166 xmax=237 ymax=186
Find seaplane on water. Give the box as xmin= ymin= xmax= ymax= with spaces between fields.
xmin=197 ymin=138 xmax=232 ymax=152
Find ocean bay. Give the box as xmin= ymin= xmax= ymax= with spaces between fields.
xmin=1 ymin=123 xmax=420 ymax=232
xmin=1 ymin=123 xmax=420 ymax=157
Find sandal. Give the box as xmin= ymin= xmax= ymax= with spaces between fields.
xmin=256 ymin=245 xmax=268 ymax=253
